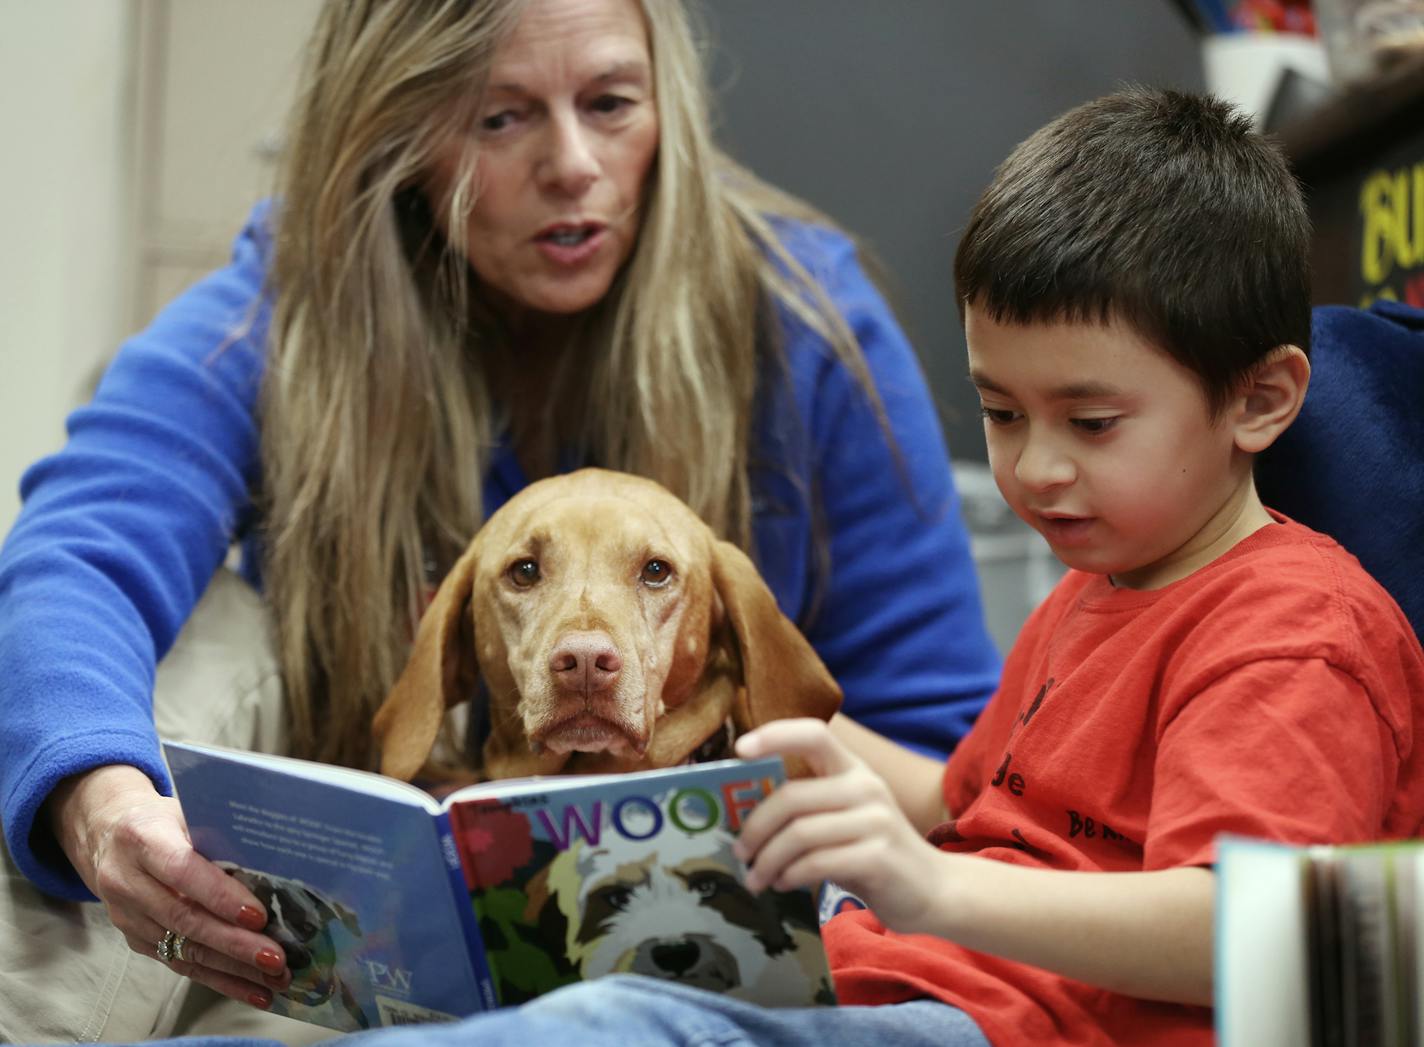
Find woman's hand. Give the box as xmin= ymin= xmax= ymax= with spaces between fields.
xmin=45 ymin=764 xmax=290 ymax=1008
xmin=733 ymin=718 xmax=951 ymax=933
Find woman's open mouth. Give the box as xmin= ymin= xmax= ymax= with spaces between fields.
xmin=535 ymin=222 xmax=607 ymax=265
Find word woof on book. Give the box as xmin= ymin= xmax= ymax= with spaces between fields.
xmin=165 ymin=740 xmax=835 ymax=1033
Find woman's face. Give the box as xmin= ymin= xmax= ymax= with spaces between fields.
xmin=428 ymin=0 xmax=660 ymax=319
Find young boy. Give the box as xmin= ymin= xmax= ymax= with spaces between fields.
xmin=329 ymin=88 xmax=1424 ymax=1047
xmin=732 ymin=86 xmax=1424 ymax=1044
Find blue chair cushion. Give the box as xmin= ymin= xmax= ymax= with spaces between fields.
xmin=1256 ymin=299 xmax=1424 ymax=641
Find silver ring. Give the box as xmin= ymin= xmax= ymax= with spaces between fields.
xmin=156 ymin=928 xmax=178 ymax=963
xmin=172 ymin=933 xmax=189 ymax=963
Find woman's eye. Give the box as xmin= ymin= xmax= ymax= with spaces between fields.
xmin=589 ymin=94 xmax=631 ymax=115
xmin=979 ymin=406 xmax=1020 ymax=426
xmin=479 ymin=110 xmax=518 ymax=134
xmin=1071 ymin=416 xmax=1119 ymax=435
xmin=640 ymin=559 xmax=672 ymax=587
xmin=508 ymin=559 xmax=541 ymax=587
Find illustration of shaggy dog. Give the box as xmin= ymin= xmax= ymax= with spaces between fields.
xmin=218 ymin=862 xmax=370 ymax=1031
xmin=530 ymin=827 xmax=833 ymax=1006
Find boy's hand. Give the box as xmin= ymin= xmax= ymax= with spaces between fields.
xmin=733 ymin=718 xmax=949 ymax=933
xmin=735 ymin=719 xmax=1216 ymax=1006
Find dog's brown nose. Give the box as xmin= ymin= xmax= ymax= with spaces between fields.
xmin=550 ymin=631 xmax=623 ymax=695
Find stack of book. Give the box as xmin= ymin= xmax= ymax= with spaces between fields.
xmin=1217 ymin=835 xmax=1424 ymax=1047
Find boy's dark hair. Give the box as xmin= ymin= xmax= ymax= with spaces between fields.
xmin=953 ymin=85 xmax=1311 ymax=415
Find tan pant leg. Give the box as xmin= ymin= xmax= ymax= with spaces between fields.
xmin=0 ymin=568 xmax=328 ymax=1045
xmin=0 ymin=857 xmax=168 ymax=1044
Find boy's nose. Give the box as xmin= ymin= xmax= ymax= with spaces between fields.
xmin=1014 ymin=434 xmax=1075 ymax=491
xmin=538 ymin=115 xmax=598 ymax=197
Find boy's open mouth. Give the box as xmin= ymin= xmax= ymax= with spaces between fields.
xmin=1037 ymin=514 xmax=1095 ymax=544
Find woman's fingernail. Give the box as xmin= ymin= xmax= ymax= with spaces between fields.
xmin=247 ymin=990 xmax=272 ymax=1009
xmin=237 ymin=905 xmax=267 ymax=931
xmin=255 ymin=948 xmax=285 ymax=974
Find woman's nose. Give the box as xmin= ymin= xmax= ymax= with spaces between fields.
xmin=538 ymin=114 xmax=599 ymax=197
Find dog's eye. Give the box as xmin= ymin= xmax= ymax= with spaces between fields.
xmin=602 ymin=886 xmax=633 ymax=911
xmin=687 ymin=873 xmax=724 ymax=899
xmin=507 ymin=559 xmax=541 ymax=587
xmin=640 ymin=559 xmax=672 ymax=587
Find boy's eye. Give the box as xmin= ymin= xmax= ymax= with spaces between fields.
xmin=1071 ymin=416 xmax=1119 ymax=435
xmin=979 ymin=406 xmax=1021 ymax=426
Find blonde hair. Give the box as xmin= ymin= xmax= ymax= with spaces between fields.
xmin=263 ymin=0 xmax=882 ymax=769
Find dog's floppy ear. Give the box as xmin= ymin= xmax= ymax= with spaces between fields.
xmin=710 ymin=539 xmax=842 ymax=733
xmin=306 ymin=886 xmax=364 ymax=937
xmin=522 ymin=863 xmax=552 ymax=924
xmin=223 ymin=865 xmax=275 ymax=917
xmin=374 ymin=543 xmax=482 ymax=781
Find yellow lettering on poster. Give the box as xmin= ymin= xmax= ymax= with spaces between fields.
xmin=1359 ymin=162 xmax=1424 ymax=288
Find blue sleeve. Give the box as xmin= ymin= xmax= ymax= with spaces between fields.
xmin=0 ymin=203 xmax=273 ymax=900
xmin=752 ymin=223 xmax=1001 ymax=758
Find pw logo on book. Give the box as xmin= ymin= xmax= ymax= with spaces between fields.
xmin=365 ymin=961 xmax=415 ymax=996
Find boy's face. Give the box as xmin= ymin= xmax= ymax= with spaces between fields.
xmin=966 ymin=307 xmax=1256 ymax=590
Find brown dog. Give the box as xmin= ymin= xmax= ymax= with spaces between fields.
xmin=374 ymin=468 xmax=841 ymax=782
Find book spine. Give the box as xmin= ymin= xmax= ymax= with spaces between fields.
xmin=434 ymin=809 xmax=498 ymax=1011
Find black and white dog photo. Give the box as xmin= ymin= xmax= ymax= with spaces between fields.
xmin=218 ymin=862 xmax=370 ymax=1030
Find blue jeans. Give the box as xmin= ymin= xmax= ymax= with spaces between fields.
xmin=344 ymin=975 xmax=990 ymax=1047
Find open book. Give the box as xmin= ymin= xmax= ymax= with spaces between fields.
xmin=162 ymin=740 xmax=834 ymax=1032
xmin=1216 ymin=834 xmax=1424 ymax=1047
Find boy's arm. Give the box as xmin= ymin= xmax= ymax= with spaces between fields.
xmin=735 ymin=719 xmax=1214 ymax=1007
xmin=921 ymin=854 xmax=1214 ymax=1005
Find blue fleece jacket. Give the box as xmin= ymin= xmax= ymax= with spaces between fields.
xmin=0 ymin=202 xmax=1001 ymax=901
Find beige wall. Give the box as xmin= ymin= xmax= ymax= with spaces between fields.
xmin=0 ymin=1 xmax=319 ymax=537
xmin=0 ymin=2 xmax=136 ymax=532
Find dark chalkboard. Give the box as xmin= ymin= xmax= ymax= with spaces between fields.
xmin=706 ymin=2 xmax=1204 ymax=461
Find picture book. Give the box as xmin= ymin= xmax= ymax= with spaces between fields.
xmin=1216 ymin=834 xmax=1424 ymax=1047
xmin=162 ymin=740 xmax=836 ymax=1033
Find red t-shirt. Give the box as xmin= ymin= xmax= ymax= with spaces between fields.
xmin=826 ymin=516 xmax=1424 ymax=1046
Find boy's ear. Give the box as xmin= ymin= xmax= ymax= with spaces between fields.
xmin=1231 ymin=345 xmax=1310 ymax=454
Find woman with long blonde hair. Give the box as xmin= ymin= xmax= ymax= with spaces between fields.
xmin=0 ymin=0 xmax=998 ymax=1040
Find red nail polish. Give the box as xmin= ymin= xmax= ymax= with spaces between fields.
xmin=247 ymin=990 xmax=272 ymax=1009
xmin=237 ymin=905 xmax=267 ymax=931
xmin=255 ymin=948 xmax=285 ymax=974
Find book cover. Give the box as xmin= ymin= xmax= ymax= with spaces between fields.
xmin=445 ymin=758 xmax=836 ymax=1009
xmin=163 ymin=741 xmax=833 ymax=1033
xmin=164 ymin=741 xmax=489 ymax=1031
xmin=1216 ymin=835 xmax=1315 ymax=1047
